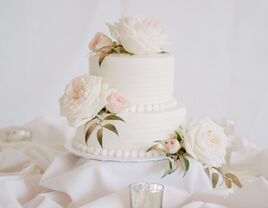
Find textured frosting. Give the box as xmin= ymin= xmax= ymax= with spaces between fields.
xmin=73 ymin=104 xmax=186 ymax=158
xmin=72 ymin=53 xmax=186 ymax=160
xmin=89 ymin=54 xmax=174 ymax=104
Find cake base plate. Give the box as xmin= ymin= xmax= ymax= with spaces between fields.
xmin=64 ymin=138 xmax=166 ymax=162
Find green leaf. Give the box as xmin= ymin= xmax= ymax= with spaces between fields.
xmin=97 ymin=128 xmax=103 ymax=148
xmin=179 ymin=155 xmax=190 ymax=176
xmin=84 ymin=121 xmax=90 ymax=133
xmin=98 ymin=55 xmax=105 ymax=67
xmin=212 ymin=167 xmax=224 ymax=175
xmin=146 ymin=144 xmax=159 ymax=152
xmin=161 ymin=158 xmax=178 ymax=178
xmin=204 ymin=168 xmax=210 ymax=177
xmin=103 ymin=124 xmax=118 ymax=136
xmin=85 ymin=123 xmax=98 ymax=144
xmin=212 ymin=172 xmax=219 ymax=188
xmin=225 ymin=173 xmax=242 ymax=188
xmin=161 ymin=159 xmax=172 ymax=178
xmin=98 ymin=108 xmax=106 ymax=115
xmin=175 ymin=131 xmax=182 ymax=143
xmin=84 ymin=118 xmax=98 ymax=133
xmin=171 ymin=159 xmax=178 ymax=171
xmin=104 ymin=115 xmax=125 ymax=122
xmin=146 ymin=143 xmax=166 ymax=154
xmin=178 ymin=148 xmax=187 ymax=155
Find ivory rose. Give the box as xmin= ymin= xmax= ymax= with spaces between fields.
xmin=107 ymin=16 xmax=167 ymax=54
xmin=164 ymin=138 xmax=181 ymax=154
xmin=59 ymin=75 xmax=110 ymax=127
xmin=184 ymin=117 xmax=228 ymax=167
xmin=106 ymin=92 xmax=128 ymax=113
xmin=89 ymin=32 xmax=112 ymax=52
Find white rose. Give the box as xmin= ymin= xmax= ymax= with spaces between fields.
xmin=59 ymin=75 xmax=111 ymax=127
xmin=107 ymin=16 xmax=168 ymax=54
xmin=184 ymin=117 xmax=228 ymax=167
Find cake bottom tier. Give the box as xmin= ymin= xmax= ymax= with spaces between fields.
xmin=72 ymin=104 xmax=186 ymax=160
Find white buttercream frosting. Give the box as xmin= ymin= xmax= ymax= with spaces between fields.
xmin=89 ymin=54 xmax=174 ymax=104
xmin=73 ymin=53 xmax=186 ymax=159
xmin=74 ymin=104 xmax=186 ymax=158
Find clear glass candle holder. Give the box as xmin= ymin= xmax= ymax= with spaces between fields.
xmin=129 ymin=182 xmax=164 ymax=208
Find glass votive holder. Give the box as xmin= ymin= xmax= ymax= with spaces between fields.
xmin=129 ymin=182 xmax=164 ymax=208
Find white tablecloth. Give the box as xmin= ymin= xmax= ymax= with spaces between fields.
xmin=0 ymin=117 xmax=267 ymax=208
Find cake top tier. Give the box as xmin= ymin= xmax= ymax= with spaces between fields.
xmin=89 ymin=53 xmax=174 ymax=105
xmin=88 ymin=16 xmax=169 ymax=66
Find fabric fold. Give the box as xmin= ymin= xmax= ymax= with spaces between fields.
xmin=0 ymin=117 xmax=267 ymax=207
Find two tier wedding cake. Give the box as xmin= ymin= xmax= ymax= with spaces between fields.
xmin=60 ymin=16 xmax=185 ymax=160
xmin=60 ymin=16 xmax=241 ymax=188
xmin=77 ymin=53 xmax=186 ymax=158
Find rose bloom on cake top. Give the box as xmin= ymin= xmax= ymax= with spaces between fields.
xmin=89 ymin=16 xmax=168 ymax=65
xmin=59 ymin=16 xmax=241 ymax=189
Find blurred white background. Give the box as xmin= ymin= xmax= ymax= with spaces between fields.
xmin=0 ymin=0 xmax=267 ymax=145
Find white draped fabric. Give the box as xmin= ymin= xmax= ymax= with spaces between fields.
xmin=0 ymin=117 xmax=267 ymax=207
xmin=0 ymin=0 xmax=268 ymax=206
xmin=0 ymin=0 xmax=268 ymax=145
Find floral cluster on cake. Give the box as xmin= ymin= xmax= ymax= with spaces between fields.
xmin=147 ymin=117 xmax=242 ymax=189
xmin=59 ymin=74 xmax=127 ymax=147
xmin=89 ymin=16 xmax=168 ymax=65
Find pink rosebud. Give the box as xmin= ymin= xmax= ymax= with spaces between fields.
xmin=89 ymin=32 xmax=112 ymax=52
xmin=164 ymin=138 xmax=181 ymax=154
xmin=106 ymin=92 xmax=128 ymax=113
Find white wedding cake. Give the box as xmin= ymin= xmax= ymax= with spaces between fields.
xmin=60 ymin=16 xmax=242 ymax=188
xmin=60 ymin=16 xmax=185 ymax=160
